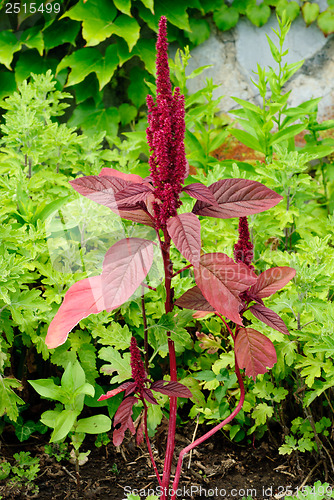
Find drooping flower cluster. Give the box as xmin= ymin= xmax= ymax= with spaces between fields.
xmin=233 ymin=216 xmax=254 ymax=269
xmin=129 ymin=336 xmax=146 ymax=392
xmin=146 ymin=16 xmax=187 ymax=227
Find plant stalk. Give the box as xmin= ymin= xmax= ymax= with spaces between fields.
xmin=170 ymin=352 xmax=245 ymax=499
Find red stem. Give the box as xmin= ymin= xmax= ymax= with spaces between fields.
xmin=143 ymin=402 xmax=162 ymax=486
xmin=159 ymin=228 xmax=178 ymax=500
xmin=170 ymin=351 xmax=245 ymax=499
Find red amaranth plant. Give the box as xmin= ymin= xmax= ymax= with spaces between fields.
xmin=45 ymin=16 xmax=295 ymax=500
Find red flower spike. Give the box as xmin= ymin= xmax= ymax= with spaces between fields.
xmin=146 ymin=16 xmax=187 ymax=227
xmin=234 ymin=216 xmax=254 ymax=269
xmin=130 ymin=336 xmax=146 ymax=392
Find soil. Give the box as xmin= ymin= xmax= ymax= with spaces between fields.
xmin=1 ymin=423 xmax=333 ymax=500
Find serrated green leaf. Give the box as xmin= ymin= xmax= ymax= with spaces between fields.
xmin=0 ymin=31 xmax=21 ymax=69
xmin=0 ymin=71 xmax=16 ymax=100
xmin=154 ymin=0 xmax=191 ymax=31
xmin=15 ymin=51 xmax=58 ymax=85
xmin=119 ymin=103 xmax=137 ymax=126
xmin=99 ymin=347 xmax=131 ymax=384
xmin=68 ymin=101 xmax=120 ymax=138
xmin=43 ymin=18 xmax=81 ymax=51
xmin=132 ymin=38 xmax=156 ymax=75
xmin=63 ymin=0 xmax=117 ymax=47
xmin=20 ymin=26 xmax=44 ymax=55
xmin=128 ymin=66 xmax=150 ymax=108
xmin=252 ymin=402 xmax=273 ymax=425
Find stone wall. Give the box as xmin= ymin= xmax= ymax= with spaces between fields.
xmin=183 ymin=2 xmax=334 ymax=121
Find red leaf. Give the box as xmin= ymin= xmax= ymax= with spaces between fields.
xmin=115 ymin=183 xmax=153 ymax=209
xmin=249 ymin=304 xmax=289 ymax=335
xmin=113 ymin=396 xmax=137 ymax=446
xmin=70 ymin=175 xmax=127 ymax=208
xmin=151 ymin=380 xmax=192 ymax=398
xmin=102 ymin=238 xmax=154 ymax=309
xmin=235 ymin=328 xmax=277 ymax=380
xmin=167 ymin=213 xmax=201 ymax=266
xmin=175 ymin=286 xmax=214 ymax=312
xmin=183 ymin=183 xmax=220 ymax=207
xmin=46 ymin=276 xmax=113 ymax=349
xmin=250 ymin=266 xmax=296 ymax=298
xmin=116 ymin=208 xmax=156 ymax=228
xmin=142 ymin=388 xmax=158 ymax=405
xmin=98 ymin=381 xmax=135 ymax=401
xmin=192 ymin=179 xmax=283 ymax=218
xmin=99 ymin=167 xmax=144 ymax=184
xmin=193 ymin=253 xmax=257 ymax=325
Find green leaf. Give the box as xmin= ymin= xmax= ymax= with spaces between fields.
xmin=111 ymin=15 xmax=140 ymax=51
xmin=76 ymin=415 xmax=111 ymax=434
xmin=193 ymin=370 xmax=216 ymax=382
xmin=154 ymin=0 xmax=191 ymax=30
xmin=0 ymin=31 xmax=22 ymax=69
xmin=246 ymin=2 xmax=271 ymax=27
xmin=0 ymin=72 xmax=16 ymax=100
xmin=252 ymin=402 xmax=273 ymax=425
xmin=269 ymin=123 xmax=306 ymax=146
xmin=96 ymin=45 xmax=119 ymax=90
xmin=185 ymin=18 xmax=210 ymax=45
xmin=63 ymin=0 xmax=117 ymax=47
xmin=140 ymin=0 xmax=154 ymax=14
xmin=99 ymin=347 xmax=131 ymax=384
xmin=57 ymin=48 xmax=100 ymax=87
xmin=128 ymin=67 xmax=150 ymax=108
xmin=28 ymin=379 xmax=65 ymax=402
xmin=33 ymin=196 xmax=71 ymax=224
xmin=317 ymin=8 xmax=334 ymax=36
xmin=132 ymin=38 xmax=156 ymax=75
xmin=97 ymin=322 xmax=131 ymax=350
xmin=233 ymin=0 xmax=253 ymax=14
xmin=231 ymin=97 xmax=261 ymax=114
xmin=69 ymin=102 xmax=120 ymax=138
xmin=276 ymin=0 xmax=300 ymax=22
xmin=229 ymin=128 xmax=264 ymax=153
xmin=302 ymin=2 xmax=320 ymax=26
xmin=0 ymin=378 xmax=25 ymax=421
xmin=50 ymin=409 xmax=79 ymax=442
xmin=213 ymin=5 xmax=239 ymax=31
xmin=119 ymin=103 xmax=137 ymax=126
xmin=20 ymin=26 xmax=44 ymax=55
xmin=15 ymin=51 xmax=57 ymax=85
xmin=114 ymin=0 xmax=132 ymax=16
xmin=43 ymin=19 xmax=81 ymax=51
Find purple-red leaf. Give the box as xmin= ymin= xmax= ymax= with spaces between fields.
xmin=115 ymin=183 xmax=153 ymax=209
xmin=235 ymin=328 xmax=277 ymax=381
xmin=250 ymin=267 xmax=296 ymax=299
xmin=102 ymin=238 xmax=154 ymax=309
xmin=192 ymin=179 xmax=283 ymax=219
xmin=175 ymin=286 xmax=214 ymax=312
xmin=45 ymin=276 xmax=113 ymax=349
xmin=167 ymin=213 xmax=201 ymax=266
xmin=193 ymin=253 xmax=257 ymax=325
xmin=98 ymin=381 xmax=135 ymax=401
xmin=70 ymin=175 xmax=127 ymax=208
xmin=99 ymin=167 xmax=144 ymax=184
xmin=151 ymin=380 xmax=192 ymax=398
xmin=142 ymin=388 xmax=158 ymax=405
xmin=183 ymin=183 xmax=220 ymax=207
xmin=249 ymin=304 xmax=289 ymax=335
xmin=113 ymin=396 xmax=137 ymax=446
xmin=116 ymin=208 xmax=156 ymax=228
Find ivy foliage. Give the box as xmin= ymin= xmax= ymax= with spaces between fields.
xmin=0 ymin=0 xmax=333 ymax=142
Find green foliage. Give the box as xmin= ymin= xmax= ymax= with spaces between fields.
xmin=0 ymin=452 xmax=40 ymax=496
